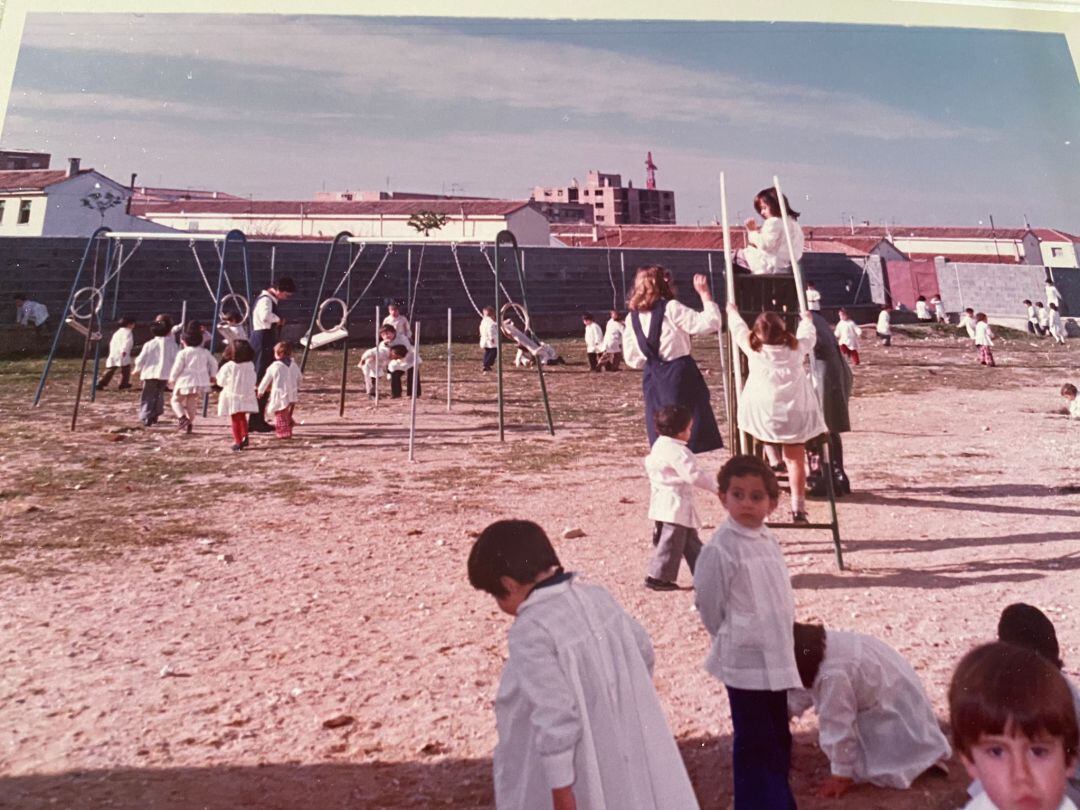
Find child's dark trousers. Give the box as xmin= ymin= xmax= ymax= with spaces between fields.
xmin=726 ymin=686 xmax=796 ymax=810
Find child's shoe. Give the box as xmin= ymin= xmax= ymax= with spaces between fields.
xmin=241 ymin=436 xmax=249 ymax=448
xmin=231 ymin=443 xmax=243 ymax=452
xmin=177 ymin=416 xmax=191 ymax=432
xmin=791 ymin=510 xmax=810 ymax=524
xmin=644 ymin=577 xmax=679 ymax=592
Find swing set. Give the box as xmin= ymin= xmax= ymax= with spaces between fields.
xmin=32 ymin=227 xmax=253 ymax=430
xmin=718 ymin=174 xmax=845 ymax=570
xmin=298 ymin=230 xmax=554 ymax=441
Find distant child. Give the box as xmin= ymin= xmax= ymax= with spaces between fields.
xmin=833 ymin=308 xmax=861 ymax=365
xmin=960 ymin=307 xmax=978 ymax=341
xmin=583 ymin=312 xmax=604 ymax=371
xmin=168 ymin=327 xmax=219 ymax=433
xmin=975 ymin=313 xmax=996 ymax=367
xmin=790 ymin=622 xmax=951 ymax=798
xmin=1037 ymin=302 xmax=1050 ymax=336
xmin=97 ymin=316 xmax=136 ymax=390
xmin=379 ymin=323 xmax=411 ymax=351
xmin=382 ymin=302 xmax=411 ymax=342
xmin=1062 ymin=384 xmax=1080 ymax=419
xmin=216 ymin=339 xmax=258 ymax=451
xmin=738 ymin=187 xmax=804 ymax=275
xmin=132 ymin=317 xmax=179 ymax=427
xmin=931 ymin=294 xmax=947 ymax=323
xmin=806 ymin=282 xmax=822 ymax=311
xmin=728 ymin=303 xmax=827 ymax=523
xmin=218 ymin=311 xmax=248 ymax=345
xmin=387 ymin=343 xmax=422 ymax=399
xmin=173 ymin=319 xmax=213 ymax=349
xmin=915 ymin=295 xmax=932 ymax=322
xmin=13 ymin=293 xmax=50 ymax=336
xmin=257 ymin=341 xmax=302 ymax=439
xmin=357 ymin=345 xmax=389 ymax=398
xmin=1047 ymin=280 xmax=1063 ymax=309
xmin=1049 ymin=303 xmax=1067 ymax=345
xmin=694 ymin=455 xmax=799 ymax=809
xmin=1025 ymin=299 xmax=1039 ymax=335
xmin=949 ymin=642 xmax=1079 ymax=810
xmin=479 ymin=306 xmax=498 ymax=372
xmin=876 ymin=304 xmax=892 ymax=347
xmin=642 ymin=405 xmax=718 ymax=592
xmin=597 ymin=310 xmax=625 ymax=371
xmin=468 ymin=520 xmax=699 ymax=810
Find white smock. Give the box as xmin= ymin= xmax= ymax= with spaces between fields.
xmin=133 ymin=336 xmax=179 ymax=381
xmin=602 ymin=318 xmax=624 ymax=353
xmin=106 ymin=327 xmax=134 ymax=367
xmin=644 ymin=434 xmax=718 ymax=529
xmin=731 ymin=313 xmax=826 ymax=444
xmin=257 ymin=359 xmax=302 ymax=414
xmin=794 ymin=629 xmax=951 ymax=789
xmin=744 ymin=218 xmax=804 ymax=275
xmin=493 ymin=576 xmax=699 ymax=810
xmin=216 ymin=360 xmax=258 ymax=416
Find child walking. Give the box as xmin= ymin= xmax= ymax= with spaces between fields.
xmin=97 ymin=316 xmax=136 ymax=390
xmin=876 ymin=304 xmax=892 ymax=346
xmin=975 ymin=313 xmax=996 ymax=366
xmin=583 ymin=312 xmax=604 ymax=371
xmin=1049 ymin=303 xmax=1068 ymax=345
xmin=642 ymin=405 xmax=718 ymax=592
xmin=1037 ymin=301 xmax=1050 ymax=335
xmin=727 ymin=303 xmax=827 ymax=522
xmin=257 ymin=341 xmax=302 ymax=439
xmin=468 ymin=519 xmax=700 ymax=810
xmin=695 ymin=455 xmax=799 ymax=810
xmin=132 ymin=317 xmax=179 ymax=427
xmin=168 ymin=327 xmax=219 ymax=433
xmin=216 ymin=339 xmax=258 ymax=451
xmin=833 ymin=308 xmax=861 ymax=365
xmin=597 ymin=309 xmax=625 ymax=371
xmin=960 ymin=307 xmax=977 ymax=341
xmin=479 ymin=306 xmax=498 ymax=372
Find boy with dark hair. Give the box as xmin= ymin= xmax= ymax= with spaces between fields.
xmin=642 ymin=404 xmax=717 ymax=592
xmin=467 ymin=520 xmax=699 ymax=810
xmin=1061 ymin=384 xmax=1079 ymax=419
xmin=583 ymin=312 xmax=603 ymax=371
xmin=950 ymin=642 xmax=1079 ymax=810
xmin=133 ymin=317 xmax=179 ymax=427
xmin=387 ymin=343 xmax=421 ymax=399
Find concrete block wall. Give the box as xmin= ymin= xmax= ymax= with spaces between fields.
xmin=934 ymin=260 xmax=1078 ymax=322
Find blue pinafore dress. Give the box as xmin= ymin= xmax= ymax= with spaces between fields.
xmin=630 ymin=300 xmax=723 ymax=454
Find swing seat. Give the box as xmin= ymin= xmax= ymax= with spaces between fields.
xmin=65 ymin=317 xmax=101 ymax=341
xmin=301 ymin=327 xmax=349 ymax=349
xmin=502 ymin=321 xmax=542 ymax=355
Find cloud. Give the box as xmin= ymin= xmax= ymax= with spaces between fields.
xmin=17 ymin=13 xmax=991 ymax=142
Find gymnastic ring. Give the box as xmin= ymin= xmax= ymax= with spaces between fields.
xmin=70 ymin=286 xmax=104 ymax=320
xmin=316 ymin=297 xmax=348 ymax=333
xmin=499 ymin=301 xmax=530 ymax=339
xmin=218 ymin=292 xmax=250 ymax=324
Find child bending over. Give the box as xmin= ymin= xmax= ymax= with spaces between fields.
xmin=694 ymin=455 xmax=799 ymax=810
xmin=1062 ymin=384 xmax=1080 ymax=419
xmin=950 ymin=642 xmax=1078 ymax=810
xmin=358 ymin=345 xmax=389 ymax=399
xmin=257 ymin=341 xmax=302 ymax=439
xmin=387 ymin=344 xmax=421 ymax=399
xmin=789 ymin=622 xmax=950 ymax=798
xmin=642 ymin=405 xmax=718 ymax=592
xmin=98 ymin=316 xmax=136 ymax=390
xmin=168 ymin=327 xmax=219 ymax=434
xmin=468 ymin=520 xmax=699 ymax=810
xmin=216 ymin=339 xmax=258 ymax=451
xmin=133 ymin=317 xmax=178 ymax=427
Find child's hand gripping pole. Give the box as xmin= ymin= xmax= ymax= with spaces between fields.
xmin=773 ymin=175 xmax=808 ymax=315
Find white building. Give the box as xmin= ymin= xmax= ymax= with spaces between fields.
xmin=132 ymin=198 xmax=552 ymax=245
xmin=0 ymin=159 xmax=174 ymax=237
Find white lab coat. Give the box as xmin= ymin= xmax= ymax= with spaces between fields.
xmin=168 ymin=346 xmax=218 ymax=395
xmin=1046 ymin=284 xmax=1063 ymax=307
xmin=493 ymin=576 xmax=699 ymax=810
xmin=382 ymin=313 xmax=411 ymax=341
xmin=744 ymin=218 xmax=804 ymax=274
xmin=806 ymin=288 xmax=822 ymax=311
xmin=1069 ymin=398 xmax=1080 ymax=419
xmin=106 ymin=327 xmax=134 ymax=368
xmin=216 ymin=361 xmax=258 ymax=416
xmin=730 ymin=313 xmax=827 ymax=444
xmin=694 ymin=518 xmax=801 ymax=691
xmin=915 ymin=300 xmax=931 ymax=320
xmin=584 ymin=321 xmax=604 ymax=353
xmin=876 ymin=310 xmax=891 ymax=335
xmin=792 ymin=629 xmax=951 ymax=789
xmin=602 ymin=319 xmax=624 ymax=353
xmin=643 ymin=435 xmax=718 ymax=529
xmin=834 ymin=320 xmax=860 ymax=351
xmin=479 ymin=316 xmax=499 ymax=349
xmin=257 ymin=359 xmax=302 ymax=414
xmin=358 ymin=346 xmax=390 ymax=380
xmin=623 ymin=300 xmax=721 ymax=368
xmin=974 ymin=321 xmax=994 ymax=347
xmin=960 ymin=314 xmax=977 ymax=339
xmin=387 ymin=349 xmax=422 ymax=373
xmin=1049 ymin=308 xmax=1067 ymax=341
xmin=133 ymin=336 xmax=179 ymax=381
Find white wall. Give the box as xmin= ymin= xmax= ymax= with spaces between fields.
xmin=0 ymin=192 xmax=47 ymax=235
xmin=1039 ymin=240 xmax=1079 ymax=268
xmin=892 ymin=236 xmax=1024 ymax=260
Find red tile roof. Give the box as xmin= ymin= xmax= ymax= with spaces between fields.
xmin=0 ymin=169 xmax=89 ymax=192
xmin=803 ymin=224 xmax=1080 ymax=242
xmin=551 ymin=225 xmax=748 ymax=250
xmin=133 ymin=199 xmax=533 ymax=216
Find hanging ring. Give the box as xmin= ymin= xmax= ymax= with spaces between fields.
xmin=218 ymin=292 xmax=250 ymax=324
xmin=499 ymin=302 xmax=530 ymax=339
xmin=316 ymin=297 xmax=349 ymax=333
xmin=70 ymin=286 xmax=104 ymax=320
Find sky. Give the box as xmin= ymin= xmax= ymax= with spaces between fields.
xmin=2 ymin=13 xmax=1079 ymax=229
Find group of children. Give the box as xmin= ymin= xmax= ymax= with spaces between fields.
xmin=470 ymin=464 xmax=1080 ymax=809
xmin=1025 ymin=299 xmax=1069 ymax=345
xmin=358 ymin=303 xmax=422 ymax=399
xmin=98 ymin=313 xmax=302 ymax=450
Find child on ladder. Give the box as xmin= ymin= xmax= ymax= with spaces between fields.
xmin=727 ymin=303 xmax=827 ymax=523
xmin=257 ymin=341 xmax=302 ymax=439
xmin=97 ymin=316 xmax=136 ymax=390
xmin=168 ymin=326 xmax=218 ymax=434
xmin=216 ymin=339 xmax=258 ymax=452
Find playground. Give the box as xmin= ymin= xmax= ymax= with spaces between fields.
xmin=1 ymin=321 xmax=1078 ymax=809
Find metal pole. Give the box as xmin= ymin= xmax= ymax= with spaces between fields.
xmin=773 ymin=175 xmax=808 ymax=315
xmin=446 ymin=307 xmax=452 ymax=412
xmin=619 ymin=252 xmax=627 ymax=304
xmin=302 ymin=231 xmax=351 ymax=372
xmin=407 ymin=247 xmax=412 ymax=318
xmin=373 ymin=305 xmax=381 ymax=408
xmin=72 ymin=235 xmax=105 ymax=428
xmin=408 ymin=322 xmax=421 ymax=462
xmin=269 ymin=244 xmax=276 ymax=285
xmin=180 ymin=299 xmax=187 ymax=330
xmin=708 ymin=252 xmax=731 ymax=443
xmin=203 ymin=234 xmax=232 ymax=417
xmin=493 ymin=241 xmax=504 ymax=442
xmin=721 ymin=172 xmax=748 ymax=454
xmin=89 ymin=236 xmax=115 ymax=402
xmin=339 ymin=245 xmax=352 ymax=417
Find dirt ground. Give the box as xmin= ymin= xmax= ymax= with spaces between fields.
xmin=1 ymin=324 xmax=1078 ymax=810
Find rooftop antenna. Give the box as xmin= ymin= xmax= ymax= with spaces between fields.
xmin=645 ymin=151 xmax=657 ymax=190
xmin=1023 ymin=213 xmax=1031 ymax=229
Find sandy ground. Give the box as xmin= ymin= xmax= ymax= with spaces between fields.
xmin=1 ymin=325 xmax=1078 ymax=810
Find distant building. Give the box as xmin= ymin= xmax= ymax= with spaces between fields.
xmin=533 ymin=168 xmax=676 ymax=226
xmin=132 ymin=186 xmax=245 ymax=203
xmin=133 ymin=198 xmax=552 ymax=245
xmin=0 ymin=158 xmax=172 ymax=237
xmin=313 ymin=190 xmax=496 ymax=202
xmin=0 ymin=149 xmax=51 ymax=171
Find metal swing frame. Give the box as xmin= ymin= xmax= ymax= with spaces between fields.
xmin=33 ymin=227 xmax=252 ymax=427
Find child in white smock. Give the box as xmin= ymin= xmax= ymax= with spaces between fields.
xmin=168 ymin=327 xmax=219 ymax=433
xmin=133 ymin=317 xmax=179 ymax=427
xmin=833 ymin=309 xmax=861 ymax=366
xmin=974 ymin=313 xmax=995 ymax=367
xmin=876 ymin=305 xmax=892 ymax=347
xmin=727 ymin=303 xmax=826 ymax=522
xmin=960 ymin=308 xmax=977 ymax=341
xmin=739 ymin=187 xmax=805 ymax=275
xmin=98 ymin=316 xmax=136 ymax=390
xmin=583 ymin=312 xmax=604 ymax=371
xmin=789 ymin=622 xmax=951 ymax=798
xmin=1048 ymin=303 xmax=1067 ymax=345
xmin=257 ymin=341 xmax=302 ymax=439
xmin=358 ymin=345 xmax=390 ymax=398
xmin=216 ymin=339 xmax=258 ymax=452
xmin=479 ymin=307 xmax=498 ymax=372
xmin=382 ymin=302 xmax=411 ymax=342
xmin=597 ymin=310 xmax=625 ymax=371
